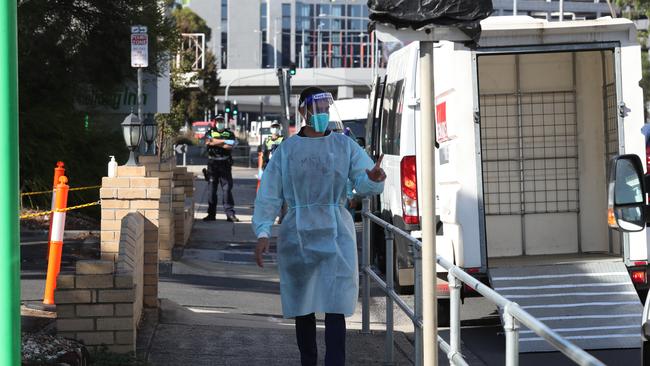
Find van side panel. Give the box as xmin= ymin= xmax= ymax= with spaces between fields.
xmin=620 ymin=43 xmax=648 ymax=262
xmin=433 ymin=42 xmax=482 ymax=269
xmin=381 ymin=44 xmax=414 ymax=218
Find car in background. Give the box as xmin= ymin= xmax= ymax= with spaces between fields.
xmin=191 ymin=121 xmax=214 ymax=142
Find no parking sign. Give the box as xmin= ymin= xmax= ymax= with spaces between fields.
xmin=131 ymin=25 xmax=148 ymax=68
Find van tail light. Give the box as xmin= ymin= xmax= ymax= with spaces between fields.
xmin=437 ymin=282 xmax=450 ymax=296
xmin=401 ymin=155 xmax=419 ymax=225
xmin=631 ymin=270 xmax=647 ymax=285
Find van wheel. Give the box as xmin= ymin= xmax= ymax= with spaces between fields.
xmin=438 ymin=299 xmax=450 ymax=327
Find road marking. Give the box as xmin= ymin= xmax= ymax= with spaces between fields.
xmin=504 ymin=291 xmax=637 ymax=299
xmin=187 ymin=307 xmax=227 ymax=314
xmin=492 ymin=272 xmax=629 ymax=281
xmin=495 ymin=282 xmax=631 ymax=291
xmin=536 ymin=313 xmax=640 ymax=321
xmin=520 ymin=333 xmax=640 ymax=342
xmin=520 ymin=324 xmax=639 ymax=334
xmin=521 ymin=301 xmax=640 ymax=309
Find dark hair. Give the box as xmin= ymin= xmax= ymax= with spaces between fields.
xmin=299 ymin=87 xmax=327 ymax=106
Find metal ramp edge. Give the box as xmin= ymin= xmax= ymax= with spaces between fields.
xmin=489 ymin=261 xmax=643 ymax=353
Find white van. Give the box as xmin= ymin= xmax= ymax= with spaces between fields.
xmin=369 ymin=17 xmax=647 ymax=350
xmin=333 ymin=98 xmax=370 ymax=145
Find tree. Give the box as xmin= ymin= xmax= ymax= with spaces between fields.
xmin=17 ymin=0 xmax=178 ymax=196
xmin=156 ymin=6 xmax=220 ymax=147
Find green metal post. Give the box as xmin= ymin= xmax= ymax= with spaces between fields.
xmin=0 ymin=1 xmax=21 ymax=365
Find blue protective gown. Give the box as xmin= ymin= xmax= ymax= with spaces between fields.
xmin=252 ymin=132 xmax=384 ymax=318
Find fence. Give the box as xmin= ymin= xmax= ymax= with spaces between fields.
xmin=19 ymin=185 xmax=101 ymax=220
xmin=360 ymin=198 xmax=606 ymax=366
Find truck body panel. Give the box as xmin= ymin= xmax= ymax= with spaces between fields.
xmin=372 ymin=16 xmax=649 ymax=293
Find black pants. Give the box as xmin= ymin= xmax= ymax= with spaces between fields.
xmin=207 ymin=159 xmax=235 ymax=217
xmin=295 ymin=313 xmax=345 ymax=366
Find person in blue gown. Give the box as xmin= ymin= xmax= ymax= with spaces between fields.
xmin=253 ymin=87 xmax=385 ymax=365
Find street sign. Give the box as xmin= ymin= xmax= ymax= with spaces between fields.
xmin=131 ymin=25 xmax=148 ymax=34
xmin=131 ymin=33 xmax=148 ymax=68
xmin=174 ymin=144 xmax=187 ymax=154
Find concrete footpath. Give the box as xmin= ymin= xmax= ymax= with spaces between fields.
xmin=139 ymin=166 xmax=416 ymax=365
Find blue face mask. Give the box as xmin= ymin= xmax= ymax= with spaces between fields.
xmin=216 ymin=123 xmax=225 ymax=131
xmin=310 ymin=113 xmax=329 ymax=132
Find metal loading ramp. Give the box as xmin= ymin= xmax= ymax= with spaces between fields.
xmin=489 ymin=261 xmax=643 ymax=352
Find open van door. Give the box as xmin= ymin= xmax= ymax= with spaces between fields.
xmin=367 ymin=75 xmax=386 ymax=161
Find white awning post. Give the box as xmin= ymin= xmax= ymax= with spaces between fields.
xmin=419 ymin=40 xmax=438 ymax=365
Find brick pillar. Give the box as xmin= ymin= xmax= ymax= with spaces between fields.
xmin=139 ymin=156 xmax=175 ymax=261
xmin=100 ymin=165 xmax=160 ymax=308
xmin=173 ymin=167 xmax=190 ymax=247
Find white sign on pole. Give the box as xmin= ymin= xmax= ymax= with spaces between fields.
xmin=131 ymin=25 xmax=148 ymax=34
xmin=131 ymin=33 xmax=148 ymax=68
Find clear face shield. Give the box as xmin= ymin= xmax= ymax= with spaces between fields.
xmin=300 ymin=92 xmax=342 ymax=133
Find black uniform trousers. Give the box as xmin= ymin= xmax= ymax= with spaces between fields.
xmin=295 ymin=313 xmax=346 ymax=366
xmin=207 ymin=158 xmax=235 ymax=217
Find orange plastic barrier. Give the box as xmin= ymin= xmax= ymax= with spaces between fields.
xmin=47 ymin=162 xmax=65 ymax=255
xmin=42 ymin=176 xmax=69 ymax=305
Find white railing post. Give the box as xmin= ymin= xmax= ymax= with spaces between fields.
xmin=361 ymin=198 xmax=371 ymax=334
xmin=448 ymin=271 xmax=462 ymax=363
xmin=504 ymin=303 xmax=520 ymax=366
xmin=414 ymin=246 xmax=423 ymax=366
xmin=385 ymin=229 xmax=395 ymax=365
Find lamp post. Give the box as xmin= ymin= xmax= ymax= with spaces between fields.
xmin=121 ymin=113 xmax=142 ymax=166
xmin=142 ymin=114 xmax=157 ymax=155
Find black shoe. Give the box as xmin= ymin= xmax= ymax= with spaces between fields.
xmin=202 ymin=215 xmax=216 ymax=221
xmin=202 ymin=168 xmax=209 ymax=181
xmin=226 ymin=215 xmax=240 ymax=222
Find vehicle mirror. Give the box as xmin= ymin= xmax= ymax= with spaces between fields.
xmin=356 ymin=137 xmax=365 ymax=148
xmin=608 ymin=154 xmax=647 ymax=232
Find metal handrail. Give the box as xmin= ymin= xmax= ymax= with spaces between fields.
xmin=360 ymin=198 xmax=606 ymax=366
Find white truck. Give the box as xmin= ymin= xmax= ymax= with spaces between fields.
xmin=368 ymin=16 xmax=647 ymax=352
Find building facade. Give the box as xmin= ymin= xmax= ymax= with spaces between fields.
xmin=187 ymin=0 xmax=380 ymax=71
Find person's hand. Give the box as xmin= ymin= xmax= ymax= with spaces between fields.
xmin=255 ymin=237 xmax=270 ymax=268
xmin=348 ymin=199 xmax=358 ymax=210
xmin=366 ymin=154 xmax=386 ymax=182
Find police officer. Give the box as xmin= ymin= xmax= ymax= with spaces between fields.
xmin=260 ymin=120 xmax=286 ymax=223
xmin=203 ymin=115 xmax=239 ymax=222
xmin=261 ymin=121 xmax=284 ymax=170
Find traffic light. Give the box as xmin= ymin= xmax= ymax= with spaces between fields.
xmin=289 ymin=62 xmax=296 ymax=76
xmin=224 ymin=101 xmax=232 ymax=114
xmin=233 ymin=102 xmax=239 ymax=116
